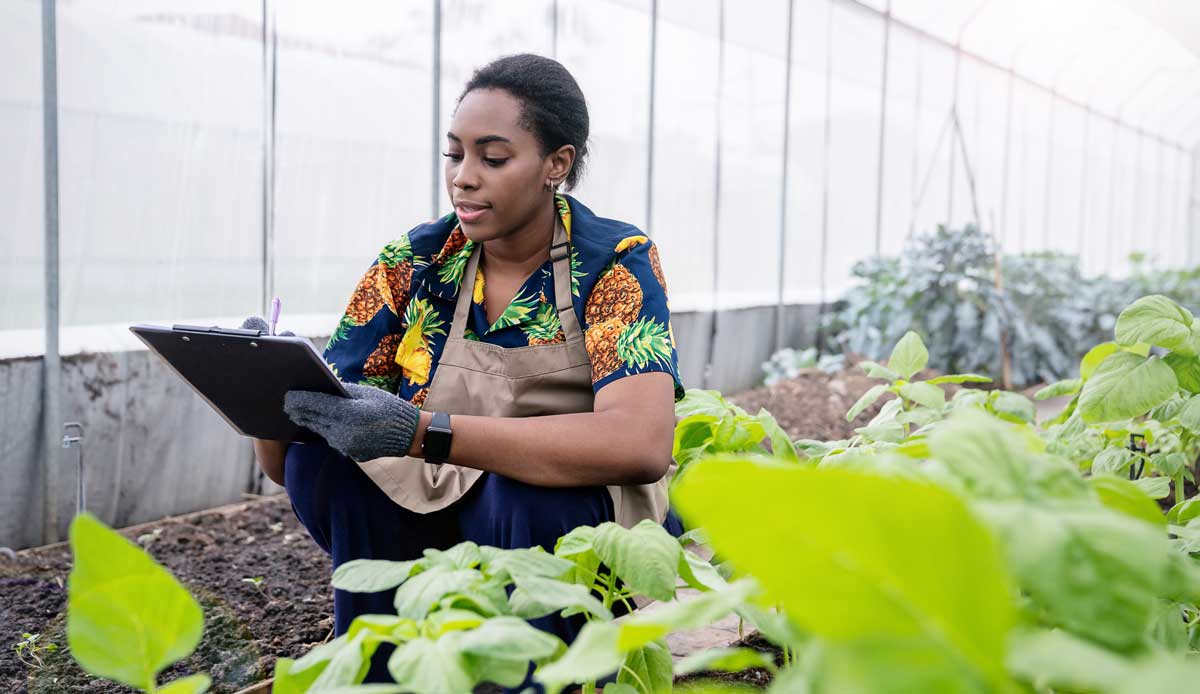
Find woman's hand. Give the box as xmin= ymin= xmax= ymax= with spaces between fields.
xmin=283 ymin=383 xmax=422 ymax=462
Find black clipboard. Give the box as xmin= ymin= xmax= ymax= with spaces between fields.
xmin=130 ymin=323 xmax=349 ymax=443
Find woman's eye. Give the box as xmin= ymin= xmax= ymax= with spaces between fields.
xmin=442 ymin=151 xmax=463 ymax=161
xmin=484 ymin=157 xmax=508 ymax=167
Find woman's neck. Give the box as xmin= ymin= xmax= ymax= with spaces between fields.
xmin=480 ymin=197 xmax=557 ymax=278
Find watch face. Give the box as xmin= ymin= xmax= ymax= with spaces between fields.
xmin=424 ymin=428 xmax=452 ymax=460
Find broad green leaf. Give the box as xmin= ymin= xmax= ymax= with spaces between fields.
xmin=617 ymin=640 xmax=673 ymax=694
xmin=1092 ymin=447 xmax=1134 ymax=475
xmin=592 ymin=520 xmax=681 ymax=602
xmin=671 ymin=460 xmax=1014 ymax=689
xmin=1080 ymin=342 xmax=1120 ymax=380
xmin=898 ymin=382 xmax=945 ymax=409
xmin=1167 ymin=497 xmax=1200 ymax=525
xmin=392 ymin=568 xmax=481 ymax=620
xmin=675 ymin=389 xmax=732 ymax=419
xmin=1154 ymin=452 xmax=1189 ymax=477
xmin=888 ymin=331 xmax=929 ymax=380
xmin=927 ymin=411 xmax=1033 ymax=500
xmin=436 ymin=541 xmax=483 ymax=569
xmin=288 ymin=633 xmax=348 ymax=676
xmin=308 ymin=631 xmax=372 ymax=690
xmin=270 ymin=658 xmax=322 ymax=694
xmin=508 ymin=574 xmax=612 ymax=621
xmin=859 ymin=360 xmax=899 ymax=381
xmin=484 ymin=547 xmax=573 ymax=582
xmin=534 ymin=621 xmax=623 ymax=692
xmin=332 ymin=559 xmax=420 ymax=593
xmin=300 ymin=686 xmax=407 ymax=694
xmin=854 ymin=420 xmax=904 ymax=443
xmin=1178 ymin=395 xmax=1200 ymax=433
xmin=1165 ymin=353 xmax=1200 ymax=393
xmin=1034 ymin=379 xmax=1081 ymax=400
xmin=157 ymin=674 xmax=212 ymax=694
xmin=67 ymin=513 xmax=204 ymax=692
xmin=1115 ymin=658 xmax=1200 ymax=694
xmin=819 ymin=637 xmax=995 ymax=694
xmin=846 ymin=384 xmax=889 ymax=422
xmin=977 ymin=501 xmax=1166 ymax=651
xmin=554 ymin=525 xmax=601 ymax=586
xmin=925 ymin=374 xmax=992 ymax=385
xmin=1115 ymin=295 xmax=1194 ymax=351
xmin=1089 ymin=475 xmax=1165 ymax=527
xmin=423 ymin=608 xmax=486 ymax=636
xmin=1006 ymin=628 xmax=1134 ymax=692
xmin=675 ymin=647 xmax=778 ymax=676
xmin=678 ymin=549 xmax=727 ymax=592
xmin=456 ymin=616 xmax=563 ymax=662
xmin=387 ymin=636 xmax=472 ymax=694
xmin=601 ymin=685 xmax=638 ymax=694
xmin=1134 ymin=476 xmax=1172 ymax=499
xmin=756 ymin=409 xmax=799 ymax=463
xmin=1078 ymin=352 xmax=1177 ymax=423
xmin=989 ymin=391 xmax=1036 ymax=423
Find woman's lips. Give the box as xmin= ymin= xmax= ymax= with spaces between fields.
xmin=455 ymin=204 xmax=490 ymax=223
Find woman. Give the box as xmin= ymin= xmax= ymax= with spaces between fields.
xmin=251 ymin=53 xmax=683 ymax=685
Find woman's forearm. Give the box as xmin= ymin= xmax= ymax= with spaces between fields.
xmin=407 ymin=407 xmax=674 ymax=487
xmin=253 ymin=438 xmax=289 ymax=486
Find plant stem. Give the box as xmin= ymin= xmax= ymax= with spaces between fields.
xmin=619 ymin=663 xmax=650 ymax=693
xmin=1176 ymin=472 xmax=1186 ymax=507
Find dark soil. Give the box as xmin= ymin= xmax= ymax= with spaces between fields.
xmin=727 ymin=355 xmax=963 ymax=443
xmin=0 ymin=496 xmax=333 ymax=694
xmin=674 ymin=632 xmax=781 ymax=690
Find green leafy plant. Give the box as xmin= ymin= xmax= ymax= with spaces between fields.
xmin=13 ymin=632 xmax=59 ymax=670
xmin=272 ymin=525 xmax=746 ymax=694
xmin=67 ymin=513 xmax=211 ymax=694
xmin=672 ymin=390 xmax=799 ymax=476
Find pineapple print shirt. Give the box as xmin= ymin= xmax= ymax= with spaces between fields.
xmin=323 ymin=195 xmax=684 ymax=409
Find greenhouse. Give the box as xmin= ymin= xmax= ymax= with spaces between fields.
xmin=3 ymin=0 xmax=1200 ymax=692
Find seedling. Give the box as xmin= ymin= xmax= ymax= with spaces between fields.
xmin=13 ymin=632 xmax=58 ymax=670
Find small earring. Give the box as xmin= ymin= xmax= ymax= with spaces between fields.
xmin=544 ymin=179 xmax=556 ymax=192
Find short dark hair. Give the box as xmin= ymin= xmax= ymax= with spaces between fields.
xmin=458 ymin=53 xmax=590 ymax=190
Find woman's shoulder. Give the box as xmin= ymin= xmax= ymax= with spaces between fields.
xmin=374 ymin=215 xmax=458 ymax=267
xmin=565 ymin=196 xmax=657 ymax=266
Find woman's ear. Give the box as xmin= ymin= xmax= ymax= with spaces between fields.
xmin=547 ymin=144 xmax=576 ymax=187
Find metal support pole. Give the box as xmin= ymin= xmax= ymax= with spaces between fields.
xmin=872 ymin=0 xmax=890 ymax=254
xmin=907 ymin=34 xmax=921 ymax=238
xmin=774 ymin=0 xmax=795 ymax=353
xmin=815 ymin=0 xmax=834 ymax=349
xmin=1106 ymin=121 xmax=1120 ymax=274
xmin=702 ymin=0 xmax=725 ymax=390
xmin=645 ymin=0 xmax=657 ymax=235
xmin=40 ymin=0 xmax=61 ymax=544
xmin=261 ymin=0 xmax=276 ymax=316
xmin=1041 ymin=94 xmax=1057 ymax=250
xmin=998 ymin=69 xmax=1015 ymax=248
xmin=1076 ymin=107 xmax=1091 ymax=259
xmin=431 ymin=0 xmax=442 ymax=219
xmin=551 ymin=0 xmax=559 ymax=58
xmin=947 ymin=51 xmax=961 ymax=225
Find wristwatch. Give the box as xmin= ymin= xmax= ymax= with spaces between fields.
xmin=421 ymin=412 xmax=453 ymax=465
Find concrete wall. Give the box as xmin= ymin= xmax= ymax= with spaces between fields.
xmin=1 ymin=304 xmax=823 ymax=550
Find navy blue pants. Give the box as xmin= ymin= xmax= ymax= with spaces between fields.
xmin=284 ymin=441 xmax=682 ymax=687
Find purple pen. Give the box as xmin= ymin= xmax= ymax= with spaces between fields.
xmin=269 ymin=297 xmax=281 ymax=336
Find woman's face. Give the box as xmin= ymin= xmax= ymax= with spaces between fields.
xmin=444 ymin=88 xmax=572 ymax=243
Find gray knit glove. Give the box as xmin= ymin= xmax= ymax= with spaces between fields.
xmin=283 ymin=382 xmax=421 ymax=462
xmin=240 ymin=316 xmax=295 ymax=336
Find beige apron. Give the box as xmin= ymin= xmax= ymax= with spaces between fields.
xmin=355 ymin=220 xmax=670 ymax=528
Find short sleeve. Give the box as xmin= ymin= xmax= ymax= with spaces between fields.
xmin=583 ymin=237 xmax=685 ymax=401
xmin=322 ymin=235 xmax=415 ymax=393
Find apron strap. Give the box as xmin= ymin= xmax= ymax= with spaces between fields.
xmin=449 ymin=217 xmax=581 ymax=343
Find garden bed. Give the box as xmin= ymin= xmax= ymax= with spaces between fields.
xmin=2 ymin=361 xmax=976 ymax=693
xmin=1 ymin=496 xmax=333 ymax=693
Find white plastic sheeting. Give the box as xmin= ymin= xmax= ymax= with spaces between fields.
xmin=1 ymin=0 xmax=1198 ymax=351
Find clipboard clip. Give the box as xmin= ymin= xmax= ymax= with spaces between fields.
xmin=172 ymin=324 xmax=263 ymax=337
